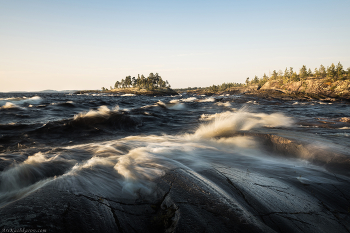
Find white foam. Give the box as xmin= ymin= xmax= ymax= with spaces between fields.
xmin=246 ymin=100 xmax=258 ymax=105
xmin=168 ymin=103 xmax=185 ymax=110
xmin=215 ymin=102 xmax=232 ymax=107
xmin=181 ymin=97 xmax=197 ymax=102
xmin=0 ymin=96 xmax=42 ymax=107
xmin=195 ymin=109 xmax=294 ymax=139
xmin=156 ymin=100 xmax=167 ymax=108
xmin=169 ymin=99 xmax=180 ymax=104
xmin=121 ymin=94 xmax=136 ymax=97
xmin=24 ymin=152 xmax=50 ymax=164
xmin=0 ymin=102 xmax=21 ymax=109
xmin=73 ymin=105 xmax=118 ymax=120
xmin=198 ymin=97 xmax=215 ymax=102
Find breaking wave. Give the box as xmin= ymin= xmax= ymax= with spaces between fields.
xmin=194 ymin=109 xmax=294 ymax=139
xmin=215 ymin=102 xmax=232 ymax=107
xmin=0 ymin=96 xmax=42 ymax=106
xmin=0 ymin=102 xmax=22 ymax=110
xmin=198 ymin=97 xmax=215 ymax=102
xmin=181 ymin=97 xmax=197 ymax=102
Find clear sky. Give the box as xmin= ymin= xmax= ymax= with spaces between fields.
xmin=1 ymin=0 xmax=350 ymax=92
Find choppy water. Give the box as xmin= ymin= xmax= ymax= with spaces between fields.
xmin=0 ymin=92 xmax=350 ymax=209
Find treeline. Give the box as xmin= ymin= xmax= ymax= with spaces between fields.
xmin=203 ymin=82 xmax=245 ymax=92
xmin=178 ymin=82 xmax=244 ymax=92
xmin=102 ymin=73 xmax=171 ymax=91
xmin=246 ymin=62 xmax=350 ymax=87
xmin=178 ymin=62 xmax=349 ymax=93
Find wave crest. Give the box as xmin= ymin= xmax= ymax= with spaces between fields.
xmin=195 ymin=109 xmax=294 ymax=139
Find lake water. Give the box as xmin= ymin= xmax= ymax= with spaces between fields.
xmin=1 ymin=92 xmax=350 ymax=232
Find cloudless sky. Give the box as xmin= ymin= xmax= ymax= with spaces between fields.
xmin=1 ymin=0 xmax=349 ymax=91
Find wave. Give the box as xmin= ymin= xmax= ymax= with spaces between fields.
xmin=0 ymin=96 xmax=42 ymax=106
xmin=32 ymin=105 xmax=139 ymax=136
xmin=194 ymin=109 xmax=294 ymax=139
xmin=69 ymin=105 xmax=139 ymax=130
xmin=0 ymin=152 xmax=74 ymax=206
xmin=0 ymin=102 xmax=22 ymax=110
xmin=181 ymin=97 xmax=197 ymax=102
xmin=339 ymin=117 xmax=350 ymax=123
xmin=169 ymin=99 xmax=180 ymax=104
xmin=51 ymin=101 xmax=75 ymax=107
xmin=215 ymin=102 xmax=232 ymax=107
xmin=246 ymin=100 xmax=258 ymax=105
xmin=141 ymin=100 xmax=185 ymax=110
xmin=74 ymin=105 xmax=117 ymax=120
xmin=2 ymin=117 xmax=350 ymax=208
xmin=198 ymin=97 xmax=215 ymax=102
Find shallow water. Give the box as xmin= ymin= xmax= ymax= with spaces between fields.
xmin=0 ymin=92 xmax=350 ymax=231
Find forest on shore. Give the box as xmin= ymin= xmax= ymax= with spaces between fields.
xmin=178 ymin=62 xmax=350 ymax=93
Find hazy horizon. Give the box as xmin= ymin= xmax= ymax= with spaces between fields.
xmin=1 ymin=0 xmax=350 ymax=92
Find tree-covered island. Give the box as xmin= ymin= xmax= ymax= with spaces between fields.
xmin=98 ymin=73 xmax=177 ymax=96
xmin=76 ymin=73 xmax=177 ymax=95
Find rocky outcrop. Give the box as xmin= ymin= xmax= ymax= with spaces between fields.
xmin=260 ymin=78 xmax=350 ymax=100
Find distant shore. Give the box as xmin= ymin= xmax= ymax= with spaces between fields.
xmin=73 ymin=77 xmax=350 ymax=101
xmin=177 ymin=77 xmax=350 ymax=102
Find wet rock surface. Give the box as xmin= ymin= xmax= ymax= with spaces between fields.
xmin=1 ymin=164 xmax=349 ymax=233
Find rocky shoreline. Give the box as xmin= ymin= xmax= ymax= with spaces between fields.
xmin=182 ymin=78 xmax=350 ymax=102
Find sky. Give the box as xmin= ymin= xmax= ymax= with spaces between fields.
xmin=1 ymin=0 xmax=350 ymax=92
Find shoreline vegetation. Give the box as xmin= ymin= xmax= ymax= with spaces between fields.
xmin=176 ymin=62 xmax=350 ymax=101
xmin=75 ymin=63 xmax=350 ymax=100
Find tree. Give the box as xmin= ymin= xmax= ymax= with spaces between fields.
xmin=271 ymin=70 xmax=278 ymax=80
xmin=125 ymin=76 xmax=132 ymax=87
xmin=291 ymin=72 xmax=299 ymax=82
xmin=299 ymin=65 xmax=307 ymax=78
xmin=284 ymin=68 xmax=290 ymax=79
xmin=319 ymin=65 xmax=326 ymax=78
xmin=277 ymin=70 xmax=283 ymax=79
xmin=327 ymin=63 xmax=336 ymax=78
xmin=246 ymin=77 xmax=250 ymax=85
xmin=314 ymin=68 xmax=319 ymax=78
xmin=336 ymin=62 xmax=344 ymax=79
xmin=141 ymin=75 xmax=145 ymax=88
xmin=307 ymin=68 xmax=313 ymax=77
xmin=289 ymin=67 xmax=294 ymax=76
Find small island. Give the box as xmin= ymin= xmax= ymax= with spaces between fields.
xmin=75 ymin=73 xmax=178 ymax=96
